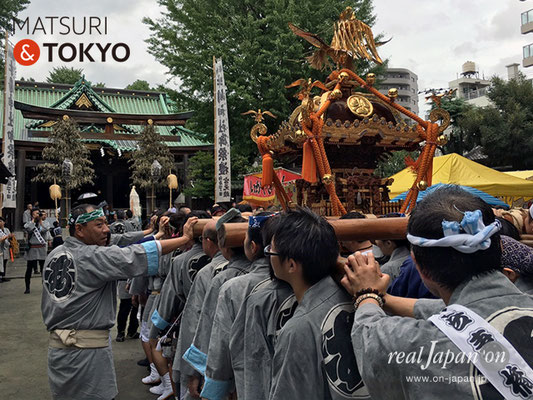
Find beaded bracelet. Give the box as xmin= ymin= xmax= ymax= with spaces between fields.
xmin=355 ymin=287 xmax=381 ymax=298
xmin=354 ymin=293 xmax=384 ymax=309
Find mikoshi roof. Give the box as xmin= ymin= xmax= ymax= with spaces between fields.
xmin=390 ymin=183 xmax=510 ymax=209
xmin=0 ymin=78 xmax=211 ymax=151
xmin=388 ymin=153 xmax=533 ymax=200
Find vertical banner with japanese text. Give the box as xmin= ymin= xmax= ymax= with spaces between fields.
xmin=2 ymin=38 xmax=17 ymax=208
xmin=214 ymin=57 xmax=231 ymax=202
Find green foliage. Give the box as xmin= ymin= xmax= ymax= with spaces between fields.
xmin=93 ymin=82 xmax=106 ymax=88
xmin=126 ymin=79 xmax=152 ymax=91
xmin=183 ymin=151 xmax=259 ymax=198
xmin=129 ymin=124 xmax=175 ymax=189
xmin=374 ymin=150 xmax=419 ymax=178
xmin=0 ymin=0 xmax=29 ymax=32
xmin=32 ymin=118 xmax=95 ymax=189
xmin=429 ymin=96 xmax=476 ymax=155
xmin=46 ymin=66 xmax=84 ymax=84
xmin=1 ymin=0 xmax=30 ymax=82
xmin=144 ymin=0 xmax=379 ymax=159
xmin=474 ymin=74 xmax=533 ymax=169
xmin=183 ymin=151 xmax=215 ymax=198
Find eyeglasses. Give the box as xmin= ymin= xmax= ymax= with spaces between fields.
xmin=264 ymin=244 xmax=280 ymax=257
xmin=199 ymin=236 xmax=210 ymax=242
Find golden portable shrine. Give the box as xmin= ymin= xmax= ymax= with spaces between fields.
xmin=245 ymin=7 xmax=451 ymax=216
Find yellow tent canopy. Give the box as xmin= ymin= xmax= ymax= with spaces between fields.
xmin=388 ymin=153 xmax=533 ymax=200
xmin=505 ymin=170 xmax=533 ymax=181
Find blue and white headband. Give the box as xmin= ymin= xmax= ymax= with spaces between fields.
xmin=407 ymin=209 xmax=501 ymax=254
xmin=248 ymin=213 xmax=277 ymax=229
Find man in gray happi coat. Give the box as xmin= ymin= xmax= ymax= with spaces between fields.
xmin=342 ymin=185 xmax=533 ymax=399
xmin=41 ymin=204 xmax=197 ymax=400
xmin=230 ymin=278 xmax=295 ymax=400
xmin=24 ymin=209 xmax=51 ymax=292
xmin=173 ymin=220 xmax=228 ymax=399
xmin=201 ymin=213 xmax=277 ymax=399
xmin=269 ymin=208 xmax=369 ymax=400
xmin=151 ymin=213 xmax=213 ymax=333
xmin=183 ymin=209 xmax=250 ymax=397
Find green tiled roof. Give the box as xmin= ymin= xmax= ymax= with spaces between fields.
xmin=0 ymin=78 xmax=212 ymax=150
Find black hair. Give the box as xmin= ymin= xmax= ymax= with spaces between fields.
xmin=125 ymin=209 xmax=133 ymax=219
xmin=340 ymin=211 xmax=365 ymax=220
xmin=408 ymin=185 xmax=502 ymax=290
xmin=496 ymin=217 xmax=520 ymax=241
xmin=236 ymin=203 xmax=253 ymax=213
xmin=246 ymin=212 xmax=275 ymax=258
xmin=0 ymin=216 xmax=5 ymax=222
xmin=68 ymin=204 xmax=97 ymax=236
xmin=273 ymin=207 xmax=339 ymax=286
xmin=116 ymin=210 xmax=125 ymax=220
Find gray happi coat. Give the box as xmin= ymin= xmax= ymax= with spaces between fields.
xmin=173 ymin=252 xmax=228 ymax=386
xmin=270 ymin=276 xmax=369 ymax=400
xmin=230 ymin=279 xmax=295 ymax=400
xmin=41 ymin=231 xmax=156 ymax=400
xmin=148 ymin=252 xmax=173 ymax=339
xmin=353 ymin=270 xmax=533 ymax=399
xmin=183 ymin=255 xmax=250 ymax=377
xmin=202 ymin=257 xmax=271 ymax=398
xmin=151 ymin=243 xmax=210 ymax=332
xmin=24 ymin=220 xmax=50 ymax=260
xmin=380 ymin=246 xmax=410 ymax=282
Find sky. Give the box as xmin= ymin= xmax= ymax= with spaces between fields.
xmin=8 ymin=0 xmax=533 ymax=115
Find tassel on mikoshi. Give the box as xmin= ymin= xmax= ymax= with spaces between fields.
xmin=261 ymin=152 xmax=274 ymax=187
xmin=167 ymin=174 xmax=178 ymax=189
xmin=49 ymin=184 xmax=62 ymax=200
xmin=302 ymin=140 xmax=317 ymax=183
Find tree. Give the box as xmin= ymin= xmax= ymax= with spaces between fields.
xmin=144 ymin=0 xmax=380 ymax=159
xmin=33 ymin=117 xmax=95 ymax=188
xmin=93 ymin=82 xmax=106 ymax=88
xmin=374 ymin=150 xmax=419 ymax=178
xmin=477 ymin=74 xmax=533 ymax=169
xmin=428 ymin=96 xmax=477 ymax=156
xmin=183 ymin=151 xmax=259 ymax=199
xmin=129 ymin=124 xmax=175 ymax=190
xmin=126 ymin=79 xmax=152 ymax=91
xmin=1 ymin=0 xmax=30 ymax=81
xmin=446 ymin=73 xmax=533 ymax=169
xmin=46 ymin=67 xmax=84 ymax=84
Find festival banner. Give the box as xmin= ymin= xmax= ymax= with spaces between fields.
xmin=243 ymin=168 xmax=301 ymax=205
xmin=2 ymin=38 xmax=17 ymax=208
xmin=214 ymin=57 xmax=231 ymax=202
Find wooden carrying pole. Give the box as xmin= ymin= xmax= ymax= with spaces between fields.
xmin=201 ymin=217 xmax=409 ymax=248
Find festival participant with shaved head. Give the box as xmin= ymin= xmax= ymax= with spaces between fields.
xmin=183 ymin=209 xmax=249 ymax=398
xmin=41 ymin=204 xmax=197 ymax=400
xmin=175 ymin=218 xmax=229 ymax=399
xmin=201 ymin=212 xmax=277 ymax=399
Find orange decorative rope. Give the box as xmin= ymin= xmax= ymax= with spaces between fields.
xmin=400 ymin=122 xmax=440 ymax=213
xmin=256 ymin=135 xmax=292 ymax=211
xmin=300 ymin=85 xmax=347 ymax=216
